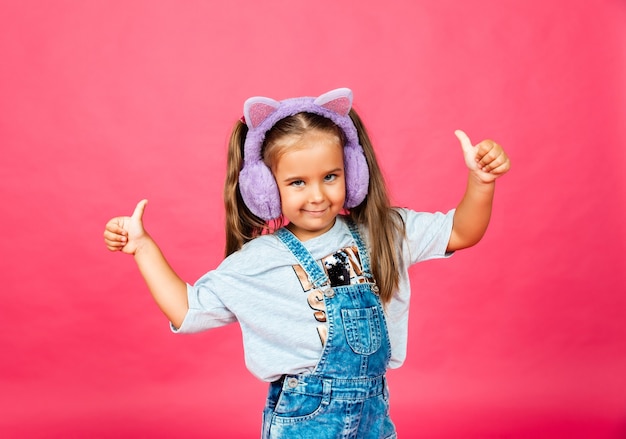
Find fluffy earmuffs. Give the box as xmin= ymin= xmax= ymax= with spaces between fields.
xmin=239 ymin=88 xmax=369 ymax=220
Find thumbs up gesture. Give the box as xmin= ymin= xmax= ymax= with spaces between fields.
xmin=455 ymin=130 xmax=511 ymax=183
xmin=103 ymin=199 xmax=149 ymax=254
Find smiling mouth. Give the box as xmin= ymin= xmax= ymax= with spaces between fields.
xmin=303 ymin=208 xmax=328 ymax=216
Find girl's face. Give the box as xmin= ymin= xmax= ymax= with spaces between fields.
xmin=271 ymin=129 xmax=346 ymax=241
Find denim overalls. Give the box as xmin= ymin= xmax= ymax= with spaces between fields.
xmin=262 ymin=221 xmax=397 ymax=439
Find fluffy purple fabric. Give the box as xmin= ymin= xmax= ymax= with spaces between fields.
xmin=239 ymin=88 xmax=369 ymax=220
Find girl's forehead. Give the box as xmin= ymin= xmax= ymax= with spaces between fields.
xmin=276 ymin=129 xmax=342 ymax=150
xmin=274 ymin=134 xmax=344 ymax=170
xmin=266 ymin=128 xmax=344 ymax=173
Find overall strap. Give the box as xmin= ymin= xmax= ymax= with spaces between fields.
xmin=275 ymin=228 xmax=330 ymax=290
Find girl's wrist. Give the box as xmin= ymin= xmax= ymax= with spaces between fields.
xmin=468 ymin=170 xmax=497 ymax=187
xmin=132 ymin=233 xmax=154 ymax=257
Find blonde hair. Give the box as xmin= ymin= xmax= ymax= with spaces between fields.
xmin=223 ymin=110 xmax=405 ymax=304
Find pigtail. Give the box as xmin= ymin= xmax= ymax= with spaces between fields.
xmin=348 ymin=109 xmax=405 ymax=305
xmin=224 ymin=120 xmax=269 ymax=257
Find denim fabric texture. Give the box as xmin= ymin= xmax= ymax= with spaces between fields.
xmin=263 ymin=223 xmax=397 ymax=439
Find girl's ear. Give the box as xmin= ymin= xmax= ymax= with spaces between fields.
xmin=244 ymin=97 xmax=280 ymax=128
xmin=314 ymin=88 xmax=353 ymax=116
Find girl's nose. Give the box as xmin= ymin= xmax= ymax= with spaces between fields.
xmin=308 ymin=184 xmax=325 ymax=203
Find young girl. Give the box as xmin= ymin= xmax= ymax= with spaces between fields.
xmin=103 ymin=88 xmax=510 ymax=438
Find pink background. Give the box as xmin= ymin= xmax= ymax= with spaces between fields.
xmin=1 ymin=1 xmax=625 ymax=437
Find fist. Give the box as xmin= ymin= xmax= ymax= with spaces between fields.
xmin=455 ymin=130 xmax=511 ymax=183
xmin=103 ymin=199 xmax=148 ymax=254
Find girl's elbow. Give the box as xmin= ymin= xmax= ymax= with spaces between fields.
xmin=447 ymin=232 xmax=484 ymax=252
xmin=165 ymin=304 xmax=189 ymax=330
xmin=169 ymin=314 xmax=186 ymax=330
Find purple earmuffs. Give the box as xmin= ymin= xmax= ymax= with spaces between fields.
xmin=239 ymin=88 xmax=370 ymax=220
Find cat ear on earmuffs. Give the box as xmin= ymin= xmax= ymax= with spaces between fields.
xmin=243 ymin=97 xmax=280 ymax=129
xmin=313 ymin=88 xmax=353 ymax=116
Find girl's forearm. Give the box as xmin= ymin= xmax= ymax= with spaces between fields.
xmin=448 ymin=173 xmax=495 ymax=252
xmin=133 ymin=236 xmax=189 ymax=328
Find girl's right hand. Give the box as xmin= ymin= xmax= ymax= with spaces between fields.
xmin=103 ymin=199 xmax=149 ymax=255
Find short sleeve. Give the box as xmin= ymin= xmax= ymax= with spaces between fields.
xmin=399 ymin=208 xmax=455 ymax=265
xmin=170 ymin=281 xmax=237 ymax=333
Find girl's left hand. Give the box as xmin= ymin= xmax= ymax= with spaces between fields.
xmin=455 ymin=129 xmax=511 ymax=183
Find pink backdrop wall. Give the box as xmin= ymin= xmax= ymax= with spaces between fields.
xmin=1 ymin=1 xmax=625 ymax=437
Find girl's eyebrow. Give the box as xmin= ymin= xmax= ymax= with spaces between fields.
xmin=281 ymin=176 xmax=303 ymax=183
xmin=322 ymin=167 xmax=344 ymax=176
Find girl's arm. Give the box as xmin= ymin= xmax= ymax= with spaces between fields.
xmin=103 ymin=200 xmax=189 ymax=327
xmin=447 ymin=130 xmax=511 ymax=252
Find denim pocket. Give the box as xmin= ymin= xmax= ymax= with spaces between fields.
xmin=273 ymin=388 xmax=327 ymax=423
xmin=341 ymin=306 xmax=382 ymax=355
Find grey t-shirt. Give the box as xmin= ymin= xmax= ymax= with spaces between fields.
xmin=172 ymin=208 xmax=454 ymax=382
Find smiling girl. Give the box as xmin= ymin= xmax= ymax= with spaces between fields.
xmin=103 ymin=88 xmax=510 ymax=438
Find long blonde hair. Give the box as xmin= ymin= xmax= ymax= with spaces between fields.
xmin=223 ymin=110 xmax=405 ymax=304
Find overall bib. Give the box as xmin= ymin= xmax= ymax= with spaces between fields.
xmin=262 ymin=222 xmax=397 ymax=439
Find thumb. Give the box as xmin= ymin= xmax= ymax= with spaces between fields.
xmin=131 ymin=199 xmax=148 ymax=221
xmin=454 ymin=129 xmax=474 ymax=153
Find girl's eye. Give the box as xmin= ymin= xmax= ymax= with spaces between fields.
xmin=324 ymin=174 xmax=337 ymax=182
xmin=290 ymin=180 xmax=305 ymax=187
